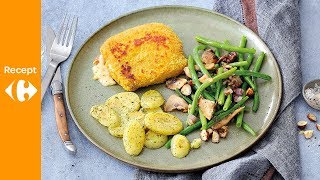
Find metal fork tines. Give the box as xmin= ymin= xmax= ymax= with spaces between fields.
xmin=41 ymin=15 xmax=78 ymax=101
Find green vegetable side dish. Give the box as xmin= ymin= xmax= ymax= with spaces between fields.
xmin=164 ymin=35 xmax=271 ymax=150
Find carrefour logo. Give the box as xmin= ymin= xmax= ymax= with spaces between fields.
xmin=5 ymin=80 xmax=37 ymax=102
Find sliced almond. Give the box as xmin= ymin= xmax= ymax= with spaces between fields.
xmin=200 ymin=129 xmax=209 ymax=141
xmin=297 ymin=121 xmax=307 ymax=130
xmin=224 ymin=87 xmax=233 ymax=95
xmin=218 ymin=126 xmax=228 ymax=138
xmin=303 ymin=130 xmax=314 ymax=139
xmin=211 ymin=130 xmax=220 ymax=143
xmin=199 ymin=74 xmax=209 ymax=83
xmin=186 ymin=114 xmax=198 ymax=126
xmin=307 ymin=113 xmax=317 ymax=122
xmin=181 ymin=84 xmax=192 ymax=96
xmin=206 ymin=128 xmax=213 ymax=136
xmin=246 ymin=88 xmax=254 ymax=96
xmin=183 ymin=67 xmax=191 ymax=78
xmin=316 ymin=124 xmax=320 ymax=131
xmin=205 ymin=63 xmax=215 ymax=70
xmin=194 ymin=65 xmax=200 ymax=71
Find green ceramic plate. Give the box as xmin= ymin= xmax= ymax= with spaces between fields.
xmin=66 ymin=6 xmax=282 ymax=172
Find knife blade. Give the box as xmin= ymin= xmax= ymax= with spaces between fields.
xmin=46 ymin=26 xmax=77 ymax=154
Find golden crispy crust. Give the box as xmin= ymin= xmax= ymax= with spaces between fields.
xmin=100 ymin=23 xmax=187 ymax=91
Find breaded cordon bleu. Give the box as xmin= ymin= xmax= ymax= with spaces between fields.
xmin=100 ymin=23 xmax=187 ymax=91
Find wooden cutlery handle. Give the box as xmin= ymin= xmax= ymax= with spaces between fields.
xmin=53 ymin=93 xmax=71 ymax=142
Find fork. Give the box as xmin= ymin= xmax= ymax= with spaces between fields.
xmin=41 ymin=15 xmax=78 ymax=101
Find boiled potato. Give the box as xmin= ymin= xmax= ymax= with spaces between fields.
xmin=123 ymin=120 xmax=145 ymax=155
xmin=139 ymin=107 xmax=163 ymax=114
xmin=108 ymin=126 xmax=124 ymax=138
xmin=141 ymin=90 xmax=165 ymax=109
xmin=190 ymin=138 xmax=202 ymax=149
xmin=90 ymin=104 xmax=121 ymax=128
xmin=144 ymin=131 xmax=168 ymax=149
xmin=144 ymin=112 xmax=183 ymax=135
xmin=119 ymin=114 xmax=130 ymax=126
xmin=127 ymin=111 xmax=146 ymax=129
xmin=171 ymin=134 xmax=190 ymax=158
xmin=105 ymin=92 xmax=140 ymax=115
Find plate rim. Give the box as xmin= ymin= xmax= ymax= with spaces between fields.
xmin=65 ymin=5 xmax=282 ymax=173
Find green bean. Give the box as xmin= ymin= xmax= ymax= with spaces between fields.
xmin=237 ymin=37 xmax=256 ymax=90
xmin=215 ymin=109 xmax=224 ymax=116
xmin=188 ymin=55 xmax=201 ymax=87
xmin=236 ymin=110 xmax=244 ymax=128
xmin=251 ymin=52 xmax=265 ymax=112
xmin=214 ymin=64 xmax=220 ymax=68
xmin=244 ymin=106 xmax=251 ymax=111
xmin=174 ymin=89 xmax=192 ymax=104
xmin=234 ymin=70 xmax=272 ymax=81
xmin=223 ymin=94 xmax=232 ymax=111
xmin=242 ymin=121 xmax=257 ymax=136
xmin=252 ymin=52 xmax=265 ymax=75
xmin=214 ymin=48 xmax=220 ymax=58
xmin=236 ymin=36 xmax=248 ymax=128
xmin=243 ymin=76 xmax=257 ymax=90
xmin=193 ymin=45 xmax=211 ymax=77
xmin=190 ymin=94 xmax=195 ymax=100
xmin=243 ymin=53 xmax=254 ymax=70
xmin=165 ymin=139 xmax=171 ymax=149
xmin=188 ymin=55 xmax=215 ymax=101
xmin=218 ymin=85 xmax=226 ymax=105
xmin=164 ymin=121 xmax=202 ymax=148
xmin=224 ymin=105 xmax=249 ymax=112
xmin=229 ymin=61 xmax=249 ymax=67
xmin=241 ymin=82 xmax=248 ymax=91
xmin=215 ymin=67 xmax=224 ymax=100
xmin=195 ymin=36 xmax=256 ymax=54
xmin=189 ymin=68 xmax=237 ymax=115
xmin=199 ymin=109 xmax=207 ymax=130
xmin=236 ymin=82 xmax=249 ymax=127
xmin=207 ymin=96 xmax=249 ymax=128
xmin=252 ymin=89 xmax=260 ymax=112
xmin=238 ymin=36 xmax=247 ymax=62
xmin=204 ymin=92 xmax=215 ymax=101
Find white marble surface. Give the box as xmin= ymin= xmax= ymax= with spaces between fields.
xmin=41 ymin=0 xmax=320 ymax=179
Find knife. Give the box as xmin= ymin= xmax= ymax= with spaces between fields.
xmin=46 ymin=26 xmax=77 ymax=154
